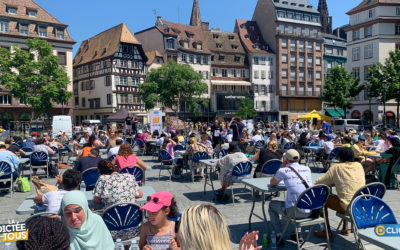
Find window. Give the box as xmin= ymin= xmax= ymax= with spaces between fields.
xmin=216 ymin=43 xmax=222 ymax=48
xmin=240 ymin=69 xmax=246 ymax=78
xmin=196 ymin=55 xmax=201 ymax=64
xmin=0 ymin=21 xmax=9 ymax=32
xmin=299 ymin=55 xmax=305 ymax=66
xmin=269 ymin=71 xmax=273 ymax=79
xmin=352 ymin=67 xmax=360 ymax=79
xmin=203 ymin=56 xmax=208 ymax=64
xmin=279 ymin=24 xmax=285 ymax=33
xmin=261 ymin=85 xmax=266 ymax=95
xmin=352 ymin=47 xmax=360 ymax=61
xmin=312 ymin=29 xmax=318 ymax=38
xmin=234 ymin=56 xmax=240 ymax=63
xmin=189 ymin=55 xmax=194 ymax=63
xmin=74 ymin=97 xmax=79 ymax=106
xmin=107 ymin=94 xmax=112 ymax=105
xmin=364 ymin=44 xmax=373 ymax=59
xmin=316 ymin=42 xmax=321 ymax=51
xmin=254 ymin=57 xmax=259 ymax=65
xmin=181 ymin=53 xmax=187 ymax=62
xmin=231 ymin=69 xmax=237 ymax=77
xmin=299 ymin=69 xmax=305 ymax=81
xmin=282 ymin=54 xmax=288 ymax=63
xmin=56 ymin=28 xmax=64 ymax=39
xmin=38 ymin=26 xmax=47 ymax=37
xmin=7 ymin=7 xmax=17 ymax=14
xmin=316 ymin=57 xmax=321 ymax=65
xmin=120 ymin=76 xmax=128 ymax=85
xmin=290 ymin=54 xmax=296 ymax=65
xmin=365 ymin=26 xmax=372 ymax=38
xmin=290 ymin=69 xmax=296 ymax=80
xmin=288 ymin=26 xmax=293 ymax=34
xmin=287 ymin=12 xmax=294 ymax=18
xmin=260 ymin=57 xmax=266 ymax=65
xmin=296 ymin=27 xmax=302 ymax=35
xmin=167 ymin=39 xmax=175 ymax=49
xmin=296 ymin=14 xmax=302 ymax=20
xmin=0 ymin=95 xmax=11 ymax=105
xmin=254 ymin=85 xmax=259 ymax=93
xmin=19 ymin=23 xmax=28 ymax=35
xmin=299 ymin=40 xmax=305 ymax=51
xmin=222 ymin=69 xmax=227 ymax=77
xmin=307 ymin=41 xmax=313 ymax=52
xmin=396 ymin=8 xmax=400 ymax=16
xmin=219 ymin=55 xmax=225 ymax=62
xmin=212 ymin=68 xmax=217 ymax=76
xmin=353 ymin=29 xmax=360 ymax=41
xmin=316 ymin=71 xmax=321 ymax=80
xmin=304 ymin=15 xmax=310 ymax=21
xmin=27 ymin=9 xmax=37 ymax=17
xmin=290 ymin=40 xmax=296 ymax=51
xmin=368 ymin=9 xmax=375 ymax=18
xmin=261 ymin=70 xmax=266 ymax=79
xmin=213 ymin=34 xmax=219 ymax=39
xmin=364 ymin=65 xmax=372 ymax=80
xmin=105 ymin=76 xmax=111 ymax=86
xmin=307 ymin=55 xmax=313 ymax=66
xmin=308 ymin=69 xmax=313 ymax=81
xmin=305 ymin=28 xmax=310 ymax=36
xmin=232 ymin=45 xmax=238 ymax=50
xmin=396 ymin=44 xmax=400 ymax=51
xmin=57 ymin=52 xmax=66 ymax=65
xmin=282 ymin=69 xmax=288 ymax=78
xmin=282 ymin=39 xmax=287 ymax=48
xmin=254 ymin=70 xmax=259 ymax=79
xmin=326 ymin=47 xmax=333 ymax=54
xmin=82 ymin=98 xmax=86 ymax=107
xmin=277 ymin=11 xmax=285 ymax=18
xmin=316 ymin=85 xmax=321 ymax=95
xmin=312 ymin=16 xmax=319 ymax=22
xmin=308 ymin=85 xmax=313 ymax=95
xmin=290 ymin=84 xmax=296 ymax=95
xmin=396 ymin=24 xmax=400 ymax=35
xmin=282 ymin=84 xmax=288 ymax=95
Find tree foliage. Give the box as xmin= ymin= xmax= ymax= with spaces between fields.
xmin=237 ymin=98 xmax=257 ymax=119
xmin=0 ymin=39 xmax=72 ymax=116
xmin=321 ymin=66 xmax=363 ymax=117
xmin=139 ymin=59 xmax=208 ymax=115
xmin=368 ymin=50 xmax=400 ymax=127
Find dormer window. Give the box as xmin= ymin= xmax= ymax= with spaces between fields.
xmin=27 ymin=9 xmax=37 ymax=17
xmin=282 ymin=1 xmax=288 ymax=4
xmin=290 ymin=3 xmax=296 ymax=6
xmin=256 ymin=35 xmax=260 ymax=41
xmin=213 ymin=34 xmax=219 ymax=39
xmin=228 ymin=35 xmax=234 ymax=40
xmin=7 ymin=6 xmax=17 ymax=14
xmin=183 ymin=41 xmax=189 ymax=48
xmin=167 ymin=38 xmax=175 ymax=49
xmin=232 ymin=45 xmax=238 ymax=50
xmin=196 ymin=43 xmax=202 ymax=50
xmin=56 ymin=28 xmax=64 ymax=39
xmin=216 ymin=43 xmax=222 ymax=48
xmin=0 ymin=21 xmax=9 ymax=33
xmin=240 ymin=24 xmax=246 ymax=29
xmin=250 ymin=26 xmax=255 ymax=31
xmin=19 ymin=23 xmax=29 ymax=35
xmin=38 ymin=26 xmax=47 ymax=37
xmin=102 ymin=48 xmax=107 ymax=55
xmin=245 ymin=34 xmax=250 ymax=40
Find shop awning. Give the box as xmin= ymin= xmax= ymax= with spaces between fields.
xmin=325 ymin=109 xmax=344 ymax=117
xmin=211 ymin=80 xmax=251 ymax=86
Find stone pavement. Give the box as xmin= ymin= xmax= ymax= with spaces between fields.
xmin=1 ymin=154 xmax=396 ymax=249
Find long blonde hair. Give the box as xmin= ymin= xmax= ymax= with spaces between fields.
xmin=178 ymin=204 xmax=231 ymax=250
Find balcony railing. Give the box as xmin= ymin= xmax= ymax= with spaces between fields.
xmin=279 ymin=90 xmax=321 ymax=97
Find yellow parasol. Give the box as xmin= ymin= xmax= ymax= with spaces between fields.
xmin=298 ymin=110 xmax=331 ymax=121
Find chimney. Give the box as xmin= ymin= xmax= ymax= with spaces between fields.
xmin=201 ymin=22 xmax=209 ymax=31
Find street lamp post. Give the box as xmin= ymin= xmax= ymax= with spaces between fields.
xmin=383 ymin=81 xmax=387 ymax=128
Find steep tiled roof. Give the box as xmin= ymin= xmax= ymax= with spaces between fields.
xmin=235 ymin=19 xmax=272 ymax=54
xmin=156 ymin=18 xmax=211 ymax=54
xmin=145 ymin=50 xmax=164 ymax=65
xmin=273 ymin=0 xmax=319 ymax=14
xmin=73 ymin=23 xmax=141 ymax=67
xmin=347 ymin=0 xmax=400 ymax=15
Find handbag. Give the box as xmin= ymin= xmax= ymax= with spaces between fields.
xmin=235 ymin=124 xmax=245 ymax=144
xmin=31 ymin=176 xmax=58 ymax=195
xmin=287 ymin=166 xmax=321 ymax=218
xmin=15 ymin=176 xmax=30 ymax=192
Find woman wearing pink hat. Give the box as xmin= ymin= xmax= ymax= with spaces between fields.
xmin=139 ymin=191 xmax=180 ymax=250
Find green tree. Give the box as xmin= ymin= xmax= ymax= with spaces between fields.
xmin=368 ymin=50 xmax=400 ymax=128
xmin=236 ymin=98 xmax=257 ymax=119
xmin=140 ymin=59 xmax=208 ymax=115
xmin=321 ymin=66 xmax=363 ymax=118
xmin=0 ymin=39 xmax=71 ymax=118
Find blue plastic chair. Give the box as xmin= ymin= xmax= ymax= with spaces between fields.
xmin=333 ymin=182 xmax=386 ymax=241
xmin=119 ymin=166 xmax=145 ymax=185
xmin=22 ymin=147 xmax=33 ymax=152
xmin=159 ymin=150 xmax=175 ymax=181
xmin=254 ymin=140 xmax=265 ymax=149
xmin=280 ymin=184 xmax=331 ymax=249
xmin=0 ymin=161 xmax=13 ymax=197
xmin=173 ymin=145 xmax=185 ymax=151
xmin=102 ymin=203 xmax=143 ymax=241
xmin=31 ymin=151 xmax=49 ymax=179
xmin=81 ymin=167 xmax=99 ymax=189
xmin=136 ymin=139 xmax=145 ymax=156
xmin=261 ymin=159 xmax=282 ymax=175
xmin=108 ymin=155 xmax=116 ymax=162
xmin=231 ymin=161 xmax=253 ymax=205
xmin=191 ymin=151 xmax=209 ymax=182
xmin=325 ymin=147 xmax=341 ymax=169
xmin=283 ymin=142 xmax=295 ymax=150
xmin=219 ymin=149 xmax=228 ymax=158
xmin=350 ymin=195 xmax=398 ymax=249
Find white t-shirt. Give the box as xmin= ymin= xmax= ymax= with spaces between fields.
xmin=324 ymin=141 xmax=334 ymax=155
xmin=42 ymin=190 xmax=68 ymax=213
xmin=252 ymin=134 xmax=263 ymax=144
xmin=274 ymin=162 xmax=312 ymax=212
xmin=107 ymin=146 xmax=120 ymax=158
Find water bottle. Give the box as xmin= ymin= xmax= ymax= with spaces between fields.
xmin=270 ymin=231 xmax=277 ymax=249
xmin=129 ymin=239 xmax=140 ymax=250
xmin=262 ymin=233 xmax=268 ymax=248
xmin=80 ymin=181 xmax=86 ymax=192
xmin=114 ymin=239 xmax=124 ymax=250
xmin=4 ymin=242 xmax=12 ymax=250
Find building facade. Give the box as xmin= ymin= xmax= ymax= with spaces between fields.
xmin=235 ymin=19 xmax=279 ymax=121
xmin=322 ymin=33 xmax=347 ymax=75
xmin=73 ymin=23 xmax=148 ymax=124
xmin=345 ymin=0 xmax=400 ymax=125
xmin=0 ymin=0 xmax=75 ymax=128
xmin=253 ymin=0 xmax=325 ymax=124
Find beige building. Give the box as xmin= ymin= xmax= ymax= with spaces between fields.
xmin=0 ymin=0 xmax=75 ymax=128
xmin=73 ymin=23 xmax=148 ymax=124
xmin=345 ymin=0 xmax=400 ymax=126
xmin=252 ymin=0 xmax=325 ymax=123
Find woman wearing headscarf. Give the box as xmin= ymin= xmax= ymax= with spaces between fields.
xmin=59 ymin=190 xmax=114 ymax=250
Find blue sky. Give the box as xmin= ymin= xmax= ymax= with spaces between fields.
xmin=35 ymin=0 xmax=355 ymax=55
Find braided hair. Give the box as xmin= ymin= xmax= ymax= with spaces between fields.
xmin=16 ymin=217 xmax=70 ymax=250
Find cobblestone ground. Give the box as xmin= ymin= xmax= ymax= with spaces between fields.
xmin=0 ymin=153 xmax=394 ymax=249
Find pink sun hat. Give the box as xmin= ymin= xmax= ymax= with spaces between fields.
xmin=140 ymin=191 xmax=173 ymax=213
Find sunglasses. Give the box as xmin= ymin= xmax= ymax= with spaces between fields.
xmin=147 ymin=196 xmax=159 ymax=203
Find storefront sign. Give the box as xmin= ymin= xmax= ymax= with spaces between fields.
xmin=150 ymin=110 xmax=163 ymax=134
xmin=225 ymin=95 xmax=245 ymax=99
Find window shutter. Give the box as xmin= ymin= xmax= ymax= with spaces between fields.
xmin=115 ymin=76 xmax=119 ymax=85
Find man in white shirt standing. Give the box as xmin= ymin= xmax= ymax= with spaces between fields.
xmin=34 ymin=169 xmax=81 ymax=213
xmin=269 ymin=149 xmax=312 ymax=246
